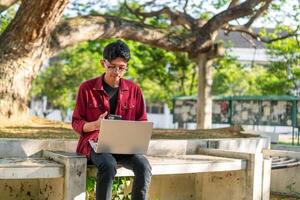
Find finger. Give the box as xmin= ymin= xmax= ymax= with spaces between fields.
xmin=100 ymin=111 xmax=108 ymax=118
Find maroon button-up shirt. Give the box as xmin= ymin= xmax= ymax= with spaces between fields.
xmin=72 ymin=74 xmax=147 ymax=158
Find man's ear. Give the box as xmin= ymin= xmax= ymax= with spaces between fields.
xmin=100 ymin=59 xmax=106 ymax=68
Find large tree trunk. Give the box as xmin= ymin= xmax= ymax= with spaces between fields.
xmin=0 ymin=0 xmax=68 ymax=120
xmin=0 ymin=60 xmax=43 ymax=120
xmin=196 ymin=53 xmax=213 ymax=129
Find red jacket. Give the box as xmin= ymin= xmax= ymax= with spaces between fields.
xmin=72 ymin=74 xmax=147 ymax=158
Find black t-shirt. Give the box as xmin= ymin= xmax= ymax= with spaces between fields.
xmin=103 ymin=80 xmax=119 ymax=114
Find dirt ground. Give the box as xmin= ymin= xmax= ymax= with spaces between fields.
xmin=271 ymin=193 xmax=300 ymax=200
xmin=0 ymin=116 xmax=257 ymax=139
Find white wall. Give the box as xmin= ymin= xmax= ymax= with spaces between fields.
xmin=147 ymin=104 xmax=176 ymax=129
xmin=228 ymin=48 xmax=270 ymax=64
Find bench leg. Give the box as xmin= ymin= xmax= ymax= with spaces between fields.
xmin=262 ymin=158 xmax=271 ymax=200
xmin=246 ymin=153 xmax=263 ymax=200
xmin=43 ymin=151 xmax=87 ymax=200
xmin=197 ymin=148 xmax=270 ymax=200
xmin=64 ymin=157 xmax=87 ymax=200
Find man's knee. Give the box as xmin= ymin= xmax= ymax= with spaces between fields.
xmin=133 ymin=155 xmax=152 ymax=176
xmin=93 ymin=153 xmax=117 ymax=176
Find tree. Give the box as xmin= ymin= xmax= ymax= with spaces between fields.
xmin=0 ymin=0 xmax=69 ymax=120
xmin=0 ymin=0 xmax=299 ymax=129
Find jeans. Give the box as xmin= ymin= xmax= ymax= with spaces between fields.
xmin=90 ymin=150 xmax=152 ymax=200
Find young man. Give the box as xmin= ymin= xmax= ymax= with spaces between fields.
xmin=72 ymin=40 xmax=152 ymax=200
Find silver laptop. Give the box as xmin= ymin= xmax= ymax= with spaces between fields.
xmin=90 ymin=120 xmax=153 ymax=154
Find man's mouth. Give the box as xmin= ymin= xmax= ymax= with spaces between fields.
xmin=110 ymin=74 xmax=119 ymax=78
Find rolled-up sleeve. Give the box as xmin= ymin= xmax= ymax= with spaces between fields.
xmin=72 ymin=84 xmax=87 ymax=135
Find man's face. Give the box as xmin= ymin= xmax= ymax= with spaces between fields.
xmin=102 ymin=57 xmax=128 ymax=81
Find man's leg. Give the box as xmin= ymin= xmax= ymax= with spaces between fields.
xmin=118 ymin=154 xmax=152 ymax=200
xmin=90 ymin=150 xmax=117 ymax=200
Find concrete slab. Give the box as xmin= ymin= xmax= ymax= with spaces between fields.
xmin=263 ymin=149 xmax=300 ymax=197
xmin=87 ymin=155 xmax=246 ymax=177
xmin=0 ymin=178 xmax=64 ymax=200
xmin=0 ymin=138 xmax=269 ymax=157
xmin=271 ymin=144 xmax=300 ymax=152
xmin=0 ymin=158 xmax=63 ymax=179
xmin=197 ymin=148 xmax=269 ymax=200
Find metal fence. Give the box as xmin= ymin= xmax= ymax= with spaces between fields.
xmin=173 ymin=96 xmax=300 ymax=145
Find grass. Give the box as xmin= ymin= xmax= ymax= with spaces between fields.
xmin=0 ymin=116 xmax=257 ymax=140
xmin=271 ymin=193 xmax=300 ymax=200
xmin=278 ymin=141 xmax=300 ymax=146
xmin=0 ymin=116 xmax=77 ymax=139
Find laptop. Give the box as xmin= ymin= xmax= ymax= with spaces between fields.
xmin=89 ymin=119 xmax=153 ymax=154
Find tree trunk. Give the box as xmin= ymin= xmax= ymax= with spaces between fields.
xmin=0 ymin=60 xmax=41 ymax=120
xmin=0 ymin=0 xmax=68 ymax=120
xmin=196 ymin=53 xmax=213 ymax=129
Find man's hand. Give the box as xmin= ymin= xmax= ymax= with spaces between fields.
xmin=83 ymin=111 xmax=108 ymax=132
xmin=96 ymin=111 xmax=108 ymax=128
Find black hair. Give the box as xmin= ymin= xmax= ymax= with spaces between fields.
xmin=103 ymin=40 xmax=131 ymax=62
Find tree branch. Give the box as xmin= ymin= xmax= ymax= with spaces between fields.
xmin=228 ymin=0 xmax=239 ymax=9
xmin=183 ymin=0 xmax=189 ymax=14
xmin=50 ymin=15 xmax=194 ymax=56
xmin=50 ymin=0 xmax=277 ymax=58
xmin=124 ymin=1 xmax=195 ymax=29
xmin=222 ymin=24 xmax=300 ymax=43
xmin=201 ymin=0 xmax=261 ymax=33
xmin=244 ymin=0 xmax=272 ymax=28
xmin=0 ymin=0 xmax=17 ymax=13
xmin=192 ymin=0 xmax=261 ymax=55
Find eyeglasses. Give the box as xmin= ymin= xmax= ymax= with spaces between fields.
xmin=104 ymin=60 xmax=128 ymax=74
xmin=107 ymin=66 xmax=128 ymax=73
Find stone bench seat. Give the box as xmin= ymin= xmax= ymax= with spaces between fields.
xmin=87 ymin=154 xmax=247 ymax=177
xmin=0 ymin=138 xmax=271 ymax=200
xmin=0 ymin=157 xmax=64 ymax=179
xmin=0 ymin=154 xmax=245 ymax=180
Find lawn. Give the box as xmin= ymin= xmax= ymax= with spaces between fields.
xmin=0 ymin=116 xmax=256 ymax=139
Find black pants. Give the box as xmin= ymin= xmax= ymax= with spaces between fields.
xmin=90 ymin=150 xmax=152 ymax=200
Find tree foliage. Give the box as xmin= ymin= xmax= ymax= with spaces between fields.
xmin=212 ymin=54 xmax=266 ymax=96
xmin=257 ymin=37 xmax=300 ymax=95
xmin=30 ymin=39 xmax=197 ymax=110
xmin=31 ymin=36 xmax=300 ymax=111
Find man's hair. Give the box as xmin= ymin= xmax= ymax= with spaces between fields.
xmin=103 ymin=40 xmax=131 ymax=62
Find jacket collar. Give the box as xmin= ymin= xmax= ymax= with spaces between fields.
xmin=93 ymin=73 xmax=129 ymax=91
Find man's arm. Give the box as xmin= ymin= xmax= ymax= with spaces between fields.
xmin=135 ymin=86 xmax=147 ymax=121
xmin=72 ymin=84 xmax=108 ymax=134
xmin=72 ymin=84 xmax=88 ymax=135
xmin=82 ymin=111 xmax=108 ymax=132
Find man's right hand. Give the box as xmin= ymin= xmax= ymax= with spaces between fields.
xmin=96 ymin=111 xmax=108 ymax=128
xmin=83 ymin=111 xmax=108 ymax=132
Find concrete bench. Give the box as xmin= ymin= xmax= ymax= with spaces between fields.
xmin=44 ymin=149 xmax=270 ymax=200
xmin=41 ymin=150 xmax=248 ymax=200
xmin=0 ymin=151 xmax=262 ymax=200
xmin=0 ymin=138 xmax=271 ymax=200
